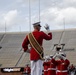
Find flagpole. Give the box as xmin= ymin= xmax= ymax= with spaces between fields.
xmin=29 ymin=0 xmax=31 ymax=32
xmin=5 ymin=20 xmax=6 ymax=33
xmin=39 ymin=0 xmax=40 ymax=22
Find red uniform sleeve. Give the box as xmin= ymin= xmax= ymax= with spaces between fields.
xmin=22 ymin=35 xmax=29 ymax=52
xmin=51 ymin=58 xmax=57 ymax=65
xmin=64 ymin=59 xmax=70 ymax=66
xmin=56 ymin=60 xmax=61 ymax=65
xmin=28 ymin=67 xmax=31 ymax=74
xmin=41 ymin=31 xmax=52 ymax=40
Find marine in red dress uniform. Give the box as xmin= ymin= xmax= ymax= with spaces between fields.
xmin=22 ymin=22 xmax=52 ymax=75
xmin=56 ymin=54 xmax=70 ymax=75
xmin=24 ymin=64 xmax=31 ymax=75
xmin=43 ymin=60 xmax=49 ymax=75
xmin=47 ymin=58 xmax=57 ymax=75
xmin=22 ymin=22 xmax=52 ymax=60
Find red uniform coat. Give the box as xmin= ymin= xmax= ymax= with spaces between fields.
xmin=22 ymin=31 xmax=52 ymax=60
xmin=47 ymin=58 xmax=56 ymax=75
xmin=56 ymin=59 xmax=70 ymax=75
xmin=24 ymin=66 xmax=31 ymax=74
xmin=43 ymin=61 xmax=49 ymax=75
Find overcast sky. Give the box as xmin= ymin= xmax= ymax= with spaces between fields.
xmin=0 ymin=0 xmax=76 ymax=32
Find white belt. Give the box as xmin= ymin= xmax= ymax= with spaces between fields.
xmin=48 ymin=68 xmax=56 ymax=70
xmin=44 ymin=70 xmax=48 ymax=71
xmin=57 ymin=70 xmax=67 ymax=72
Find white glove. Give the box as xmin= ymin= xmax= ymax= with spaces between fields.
xmin=62 ymin=56 xmax=66 ymax=60
xmin=44 ymin=24 xmax=50 ymax=32
xmin=55 ymin=53 xmax=59 ymax=56
xmin=28 ymin=44 xmax=31 ymax=50
xmin=44 ymin=59 xmax=48 ymax=62
xmin=53 ymin=54 xmax=57 ymax=59
xmin=45 ymin=55 xmax=50 ymax=59
xmin=56 ymin=53 xmax=67 ymax=60
xmin=56 ymin=53 xmax=63 ymax=59
xmin=44 ymin=56 xmax=48 ymax=62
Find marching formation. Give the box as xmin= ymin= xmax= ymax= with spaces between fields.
xmin=22 ymin=45 xmax=76 ymax=75
xmin=43 ymin=44 xmax=70 ymax=75
xmin=43 ymin=53 xmax=70 ymax=75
